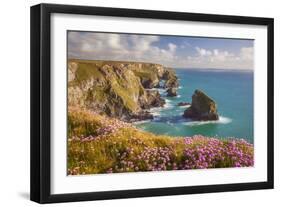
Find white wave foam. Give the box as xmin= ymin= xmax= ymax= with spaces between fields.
xmin=151 ymin=111 xmax=161 ymax=116
xmin=165 ymin=99 xmax=171 ymax=103
xmin=153 ymin=116 xmax=161 ymax=121
xmin=133 ymin=120 xmax=151 ymax=124
xmin=146 ymin=88 xmax=166 ymax=95
xmin=182 ymin=116 xmax=232 ymax=126
xmin=159 ymin=89 xmax=166 ymax=95
xmin=164 ymin=102 xmax=173 ymax=109
xmin=179 ymin=105 xmax=191 ymax=108
xmin=149 ymin=107 xmax=162 ymax=116
xmin=166 ymin=121 xmax=174 ymax=126
xmin=150 ymin=106 xmax=162 ymax=111
xmin=177 ymin=95 xmax=181 ymax=98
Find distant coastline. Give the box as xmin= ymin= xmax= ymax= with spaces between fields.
xmin=174 ymin=68 xmax=254 ymax=72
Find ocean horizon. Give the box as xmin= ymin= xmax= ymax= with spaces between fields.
xmin=174 ymin=67 xmax=253 ymax=72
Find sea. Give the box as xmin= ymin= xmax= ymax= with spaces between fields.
xmin=134 ymin=68 xmax=254 ymax=144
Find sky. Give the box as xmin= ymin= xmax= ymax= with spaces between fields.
xmin=68 ymin=31 xmax=254 ymax=70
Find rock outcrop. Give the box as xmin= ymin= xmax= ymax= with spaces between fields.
xmin=183 ymin=89 xmax=219 ymax=121
xmin=130 ymin=63 xmax=178 ymax=89
xmin=68 ymin=59 xmax=176 ymax=121
xmin=177 ymin=102 xmax=191 ymax=106
xmin=162 ymin=69 xmax=179 ymax=88
xmin=130 ymin=111 xmax=153 ymax=122
xmin=144 ymin=90 xmax=165 ymax=108
xmin=166 ymin=88 xmax=177 ymax=97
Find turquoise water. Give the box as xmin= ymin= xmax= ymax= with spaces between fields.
xmin=135 ymin=68 xmax=254 ymax=143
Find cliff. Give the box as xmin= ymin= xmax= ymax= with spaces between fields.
xmin=68 ymin=59 xmax=178 ymax=121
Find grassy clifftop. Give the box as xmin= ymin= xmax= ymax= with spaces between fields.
xmin=68 ymin=59 xmax=168 ymax=86
xmin=67 ymin=107 xmax=254 ymax=175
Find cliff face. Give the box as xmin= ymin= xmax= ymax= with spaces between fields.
xmin=68 ymin=60 xmax=178 ymax=121
xmin=162 ymin=69 xmax=179 ymax=88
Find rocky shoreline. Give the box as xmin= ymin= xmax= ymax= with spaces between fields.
xmin=68 ymin=59 xmax=221 ymax=123
xmin=68 ymin=59 xmax=179 ymax=122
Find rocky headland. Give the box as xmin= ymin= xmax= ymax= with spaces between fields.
xmin=68 ymin=59 xmax=179 ymax=122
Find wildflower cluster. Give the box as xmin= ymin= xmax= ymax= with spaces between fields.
xmin=68 ymin=106 xmax=132 ymax=142
xmin=109 ymin=146 xmax=175 ymax=173
xmin=67 ymin=107 xmax=254 ymax=175
xmin=101 ymin=136 xmax=254 ymax=174
xmin=181 ymin=135 xmax=254 ymax=169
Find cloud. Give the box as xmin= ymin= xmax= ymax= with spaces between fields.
xmin=195 ymin=47 xmax=212 ymax=56
xmin=180 ymin=41 xmax=192 ymax=49
xmin=130 ymin=35 xmax=159 ymax=51
xmin=68 ymin=32 xmax=176 ymax=66
xmin=168 ymin=43 xmax=177 ymax=53
xmin=182 ymin=46 xmax=253 ymax=69
xmin=107 ymin=34 xmax=122 ymax=49
xmin=240 ymin=47 xmax=253 ymax=60
xmin=68 ymin=32 xmax=253 ymax=70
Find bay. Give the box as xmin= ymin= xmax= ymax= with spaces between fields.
xmin=135 ymin=68 xmax=254 ymax=143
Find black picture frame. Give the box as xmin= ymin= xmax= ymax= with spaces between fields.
xmin=30 ymin=3 xmax=274 ymax=204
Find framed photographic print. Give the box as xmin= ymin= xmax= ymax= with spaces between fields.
xmin=30 ymin=3 xmax=274 ymax=203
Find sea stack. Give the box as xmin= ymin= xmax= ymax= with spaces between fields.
xmin=183 ymin=89 xmax=219 ymax=121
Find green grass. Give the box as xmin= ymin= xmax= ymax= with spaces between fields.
xmin=68 ymin=126 xmax=181 ymax=174
xmin=68 ymin=107 xmax=104 ymax=138
xmin=72 ymin=62 xmax=104 ymax=84
xmin=133 ymin=70 xmax=158 ymax=80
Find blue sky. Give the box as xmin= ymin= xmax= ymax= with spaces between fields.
xmin=153 ymin=36 xmax=253 ymax=57
xmin=68 ymin=31 xmax=254 ymax=70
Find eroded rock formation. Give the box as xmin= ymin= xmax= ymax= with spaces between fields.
xmin=68 ymin=59 xmax=178 ymax=121
xmin=166 ymin=88 xmax=177 ymax=97
xmin=183 ymin=89 xmax=219 ymax=121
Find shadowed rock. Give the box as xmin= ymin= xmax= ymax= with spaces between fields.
xmin=130 ymin=111 xmax=153 ymax=122
xmin=177 ymin=102 xmax=191 ymax=106
xmin=166 ymin=88 xmax=177 ymax=97
xmin=142 ymin=90 xmax=165 ymax=108
xmin=183 ymin=89 xmax=219 ymax=121
xmin=162 ymin=69 xmax=179 ymax=88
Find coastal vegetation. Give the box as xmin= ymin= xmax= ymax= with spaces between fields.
xmin=68 ymin=107 xmax=254 ymax=175
xmin=67 ymin=59 xmax=254 ymax=175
